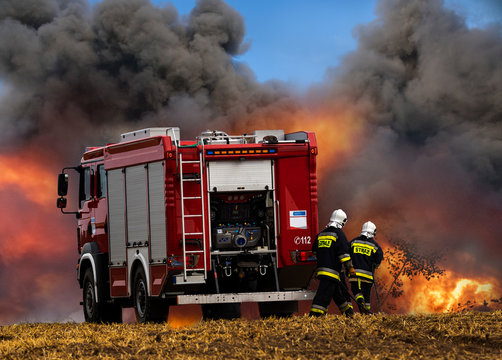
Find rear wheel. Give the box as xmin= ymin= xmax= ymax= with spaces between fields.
xmin=133 ymin=267 xmax=168 ymax=323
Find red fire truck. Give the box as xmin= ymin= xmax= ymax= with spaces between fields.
xmin=57 ymin=127 xmax=318 ymax=322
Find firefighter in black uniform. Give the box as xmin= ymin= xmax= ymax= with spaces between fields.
xmin=310 ymin=209 xmax=356 ymax=317
xmin=348 ymin=221 xmax=383 ymax=314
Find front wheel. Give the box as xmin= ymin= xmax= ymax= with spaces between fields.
xmin=133 ymin=267 xmax=168 ymax=323
xmin=83 ymin=268 xmax=122 ymax=323
xmin=83 ymin=268 xmax=100 ymax=322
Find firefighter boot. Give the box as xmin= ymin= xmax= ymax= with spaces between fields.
xmin=355 ymin=295 xmax=366 ymax=313
xmin=340 ymin=303 xmax=354 ymax=318
xmin=309 ymin=310 xmax=324 ymax=317
xmin=309 ymin=304 xmax=327 ymax=317
xmin=343 ymin=306 xmax=354 ymax=317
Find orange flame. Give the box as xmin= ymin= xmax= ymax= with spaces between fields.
xmin=0 ymin=150 xmax=78 ymax=324
xmin=399 ymin=273 xmax=501 ymax=313
xmin=235 ymin=104 xmax=365 ymax=178
xmin=1 ymin=124 xmax=500 ymax=323
xmin=0 ymin=152 xmax=54 ymax=206
xmin=168 ymin=305 xmax=202 ymax=328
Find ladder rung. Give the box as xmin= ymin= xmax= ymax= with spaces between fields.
xmin=183 ymin=214 xmax=202 ymax=218
xmin=186 ymin=250 xmax=204 ymax=254
xmin=185 ymin=232 xmax=203 ymax=236
xmin=182 ymin=178 xmax=200 ymax=182
xmin=183 ymin=196 xmax=202 ymax=200
xmin=186 ymin=268 xmax=205 ymax=272
xmin=181 ymin=160 xmax=200 ymax=164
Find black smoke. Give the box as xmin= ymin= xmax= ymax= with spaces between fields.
xmin=323 ymin=0 xmax=502 ymax=190
xmin=0 ymin=0 xmax=292 ymax=159
xmin=316 ymin=0 xmax=502 ymax=298
xmin=0 ymin=0 xmax=501 ymax=321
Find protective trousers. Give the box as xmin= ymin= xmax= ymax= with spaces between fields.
xmin=339 ymin=272 xmax=352 ymax=306
xmin=310 ymin=277 xmax=353 ymax=317
xmin=350 ymin=278 xmax=372 ymax=313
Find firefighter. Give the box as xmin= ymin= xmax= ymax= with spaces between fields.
xmin=309 ymin=209 xmax=356 ymax=317
xmin=348 ymin=221 xmax=383 ymax=314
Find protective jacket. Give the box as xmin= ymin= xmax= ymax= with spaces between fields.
xmin=349 ymin=235 xmax=383 ymax=282
xmin=312 ymin=226 xmax=352 ymax=281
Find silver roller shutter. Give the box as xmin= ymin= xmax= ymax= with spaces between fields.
xmin=208 ymin=160 xmax=273 ymax=192
xmin=126 ymin=165 xmax=148 ymax=245
xmin=108 ymin=169 xmax=126 ymax=265
xmin=148 ymin=161 xmax=167 ymax=262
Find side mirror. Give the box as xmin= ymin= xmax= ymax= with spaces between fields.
xmin=57 ymin=197 xmax=67 ymax=209
xmin=58 ymin=173 xmax=68 ymax=196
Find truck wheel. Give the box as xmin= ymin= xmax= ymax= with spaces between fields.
xmin=83 ymin=268 xmax=101 ymax=323
xmin=201 ymin=303 xmax=241 ymax=320
xmin=258 ymin=301 xmax=298 ymax=318
xmin=83 ymin=268 xmax=123 ymax=323
xmin=133 ymin=267 xmax=168 ymax=323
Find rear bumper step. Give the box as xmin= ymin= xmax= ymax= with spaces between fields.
xmin=175 ymin=290 xmax=315 ymax=305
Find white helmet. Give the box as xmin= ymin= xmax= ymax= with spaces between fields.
xmin=328 ymin=209 xmax=347 ymax=228
xmin=361 ymin=221 xmax=376 ymax=238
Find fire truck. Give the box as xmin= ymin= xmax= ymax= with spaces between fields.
xmin=57 ymin=127 xmax=318 ymax=322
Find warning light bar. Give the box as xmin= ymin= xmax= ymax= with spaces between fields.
xmin=207 ymin=149 xmax=277 ymax=155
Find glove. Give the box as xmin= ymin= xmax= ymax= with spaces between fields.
xmin=348 ymin=267 xmax=356 ymax=277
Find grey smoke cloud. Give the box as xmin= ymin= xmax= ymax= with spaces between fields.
xmin=319 ymin=0 xmax=502 ymax=301
xmin=0 ymin=0 xmax=289 ymax=157
xmin=0 ymin=0 xmax=501 ymax=321
xmin=325 ymin=0 xmax=502 ymax=191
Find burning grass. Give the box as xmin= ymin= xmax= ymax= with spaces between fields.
xmin=0 ymin=311 xmax=500 ymax=359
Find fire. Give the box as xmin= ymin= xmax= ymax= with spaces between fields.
xmin=0 ymin=124 xmax=499 ymax=324
xmin=236 ymin=103 xmax=365 ymax=178
xmin=0 ymin=151 xmax=54 ymax=206
xmin=0 ymin=151 xmax=79 ymax=324
xmin=403 ymin=273 xmax=501 ymax=313
xmin=168 ymin=305 xmax=202 ymax=328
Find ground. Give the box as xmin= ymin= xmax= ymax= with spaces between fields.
xmin=0 ymin=311 xmax=500 ymax=359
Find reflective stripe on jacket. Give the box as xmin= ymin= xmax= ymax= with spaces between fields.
xmin=312 ymin=226 xmax=351 ymax=278
xmin=349 ymin=235 xmax=383 ymax=282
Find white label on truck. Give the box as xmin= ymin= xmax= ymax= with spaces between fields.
xmin=289 ymin=210 xmax=307 ymax=229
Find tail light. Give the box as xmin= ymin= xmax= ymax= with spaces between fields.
xmin=290 ymin=251 xmax=316 ymax=263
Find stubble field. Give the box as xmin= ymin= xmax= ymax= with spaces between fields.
xmin=0 ymin=311 xmax=500 ymax=359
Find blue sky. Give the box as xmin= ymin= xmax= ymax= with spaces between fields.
xmin=160 ymin=0 xmax=502 ymax=87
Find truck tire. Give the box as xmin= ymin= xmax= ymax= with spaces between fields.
xmin=258 ymin=301 xmax=298 ymax=318
xmin=83 ymin=268 xmax=123 ymax=323
xmin=201 ymin=303 xmax=241 ymax=320
xmin=133 ymin=267 xmax=168 ymax=323
xmin=83 ymin=268 xmax=101 ymax=323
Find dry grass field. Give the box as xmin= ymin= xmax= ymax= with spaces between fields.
xmin=0 ymin=311 xmax=500 ymax=359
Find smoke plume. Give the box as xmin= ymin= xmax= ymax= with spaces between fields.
xmin=316 ymin=0 xmax=502 ymax=311
xmin=0 ymin=0 xmax=501 ymax=322
xmin=0 ymin=0 xmax=292 ymax=158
